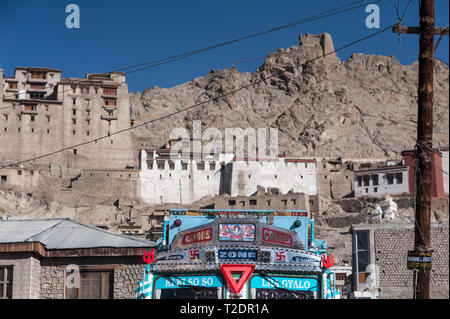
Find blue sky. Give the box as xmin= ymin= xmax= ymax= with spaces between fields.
xmin=0 ymin=0 xmax=448 ymax=93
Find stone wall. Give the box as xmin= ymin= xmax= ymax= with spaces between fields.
xmin=374 ymin=223 xmax=449 ymax=299
xmin=114 ymin=263 xmax=145 ymax=299
xmin=316 ymin=158 xmax=354 ymax=199
xmin=39 ymin=256 xmax=146 ymax=299
xmin=39 ymin=265 xmax=65 ymax=299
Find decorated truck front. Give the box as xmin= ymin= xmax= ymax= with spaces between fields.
xmin=136 ymin=209 xmax=339 ymax=299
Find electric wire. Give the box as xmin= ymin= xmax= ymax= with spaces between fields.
xmin=0 ymin=0 xmax=383 ymax=105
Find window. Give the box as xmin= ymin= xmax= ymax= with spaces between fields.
xmin=1 ymin=176 xmax=7 ymax=182
xmin=249 ymin=199 xmax=257 ymax=205
xmin=45 ymin=105 xmax=49 ymax=111
xmin=354 ymin=231 xmax=370 ymax=284
xmin=291 ymin=198 xmax=296 ymax=205
xmin=281 ymin=199 xmax=287 ymax=206
xmin=228 ymin=200 xmax=236 ymax=206
xmin=374 ymin=187 xmax=378 ymax=193
xmin=0 ymin=266 xmax=13 ymax=299
xmin=30 ymin=84 xmax=45 ymax=90
xmin=363 ymin=175 xmax=370 ymax=186
xmin=30 ymin=70 xmax=45 ymax=79
xmin=372 ymin=175 xmax=378 ymax=186
xmin=266 ymin=200 xmax=271 ymax=206
xmin=73 ymin=98 xmax=76 ymax=105
xmin=103 ymin=88 xmax=117 ymax=96
xmin=30 ymin=92 xmax=44 ymax=99
xmin=72 ymin=119 xmax=76 ymax=125
xmin=73 ymin=110 xmax=76 ymax=116
xmin=86 ymin=110 xmax=90 ymax=117
xmin=24 ymin=104 xmax=37 ymax=111
xmin=30 ymin=116 xmax=35 ymax=122
xmin=46 ymin=116 xmax=50 ymax=122
xmin=335 ymin=273 xmax=346 ymax=281
xmin=8 ymin=82 xmax=17 ymax=89
xmin=18 ymin=170 xmax=22 ymax=175
xmin=387 ymin=174 xmax=394 ymax=185
xmin=3 ymin=114 xmax=8 ymax=121
xmin=66 ymin=271 xmax=113 ymax=299
xmin=396 ymin=173 xmax=403 ymax=184
xmin=103 ymin=98 xmax=116 ymax=107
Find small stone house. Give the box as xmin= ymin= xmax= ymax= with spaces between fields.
xmin=0 ymin=218 xmax=156 ymax=299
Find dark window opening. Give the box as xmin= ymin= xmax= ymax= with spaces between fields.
xmin=0 ymin=266 xmax=13 ymax=299
xmin=396 ymin=173 xmax=403 ymax=184
xmin=387 ymin=174 xmax=394 ymax=185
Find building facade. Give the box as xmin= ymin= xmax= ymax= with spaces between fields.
xmin=0 ymin=67 xmax=135 ymax=170
xmin=354 ymin=161 xmax=409 ymax=197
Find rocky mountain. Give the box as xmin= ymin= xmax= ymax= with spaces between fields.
xmin=130 ymin=33 xmax=449 ymax=158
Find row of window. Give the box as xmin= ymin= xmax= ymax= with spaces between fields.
xmin=71 ymin=87 xmax=116 ymax=97
xmin=356 ymin=172 xmax=403 ymax=187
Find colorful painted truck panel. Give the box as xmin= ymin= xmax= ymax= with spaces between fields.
xmin=136 ymin=209 xmax=340 ymax=299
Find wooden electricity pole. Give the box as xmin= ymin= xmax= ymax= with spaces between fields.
xmin=393 ymin=0 xmax=448 ymax=299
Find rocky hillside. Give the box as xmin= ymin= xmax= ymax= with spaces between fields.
xmin=130 ymin=33 xmax=449 ymax=158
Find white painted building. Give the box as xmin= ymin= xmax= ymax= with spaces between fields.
xmin=354 ymin=164 xmax=409 ymax=197
xmin=139 ymin=150 xmax=317 ymax=205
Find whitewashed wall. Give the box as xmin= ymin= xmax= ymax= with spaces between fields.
xmin=139 ymin=150 xmax=318 ymax=204
xmin=139 ymin=150 xmax=226 ymax=204
xmin=230 ymin=160 xmax=317 ymax=197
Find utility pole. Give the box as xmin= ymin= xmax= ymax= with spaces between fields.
xmin=393 ymin=0 xmax=448 ymax=299
xmin=414 ymin=0 xmax=434 ymax=300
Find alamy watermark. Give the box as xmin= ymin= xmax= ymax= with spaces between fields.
xmin=65 ymin=4 xmax=80 ymax=29
xmin=365 ymin=4 xmax=380 ymax=29
xmin=169 ymin=120 xmax=279 ymax=161
xmin=65 ymin=264 xmax=80 ymax=289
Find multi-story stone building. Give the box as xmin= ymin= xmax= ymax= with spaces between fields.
xmin=0 ymin=67 xmax=135 ymax=170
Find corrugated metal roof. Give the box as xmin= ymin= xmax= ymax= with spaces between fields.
xmin=0 ymin=218 xmax=156 ymax=249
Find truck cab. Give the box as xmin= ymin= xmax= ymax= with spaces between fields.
xmin=136 ymin=209 xmax=339 ymax=299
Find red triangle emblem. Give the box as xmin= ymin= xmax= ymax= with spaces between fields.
xmin=220 ymin=264 xmax=255 ymax=295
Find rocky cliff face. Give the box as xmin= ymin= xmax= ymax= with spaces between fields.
xmin=130 ymin=33 xmax=449 ymax=158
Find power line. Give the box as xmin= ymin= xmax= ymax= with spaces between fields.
xmin=435 ymin=56 xmax=449 ymax=67
xmin=114 ymin=0 xmax=384 ymax=73
xmin=0 ymin=24 xmax=396 ymax=170
xmin=0 ymin=0 xmax=383 ymax=106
